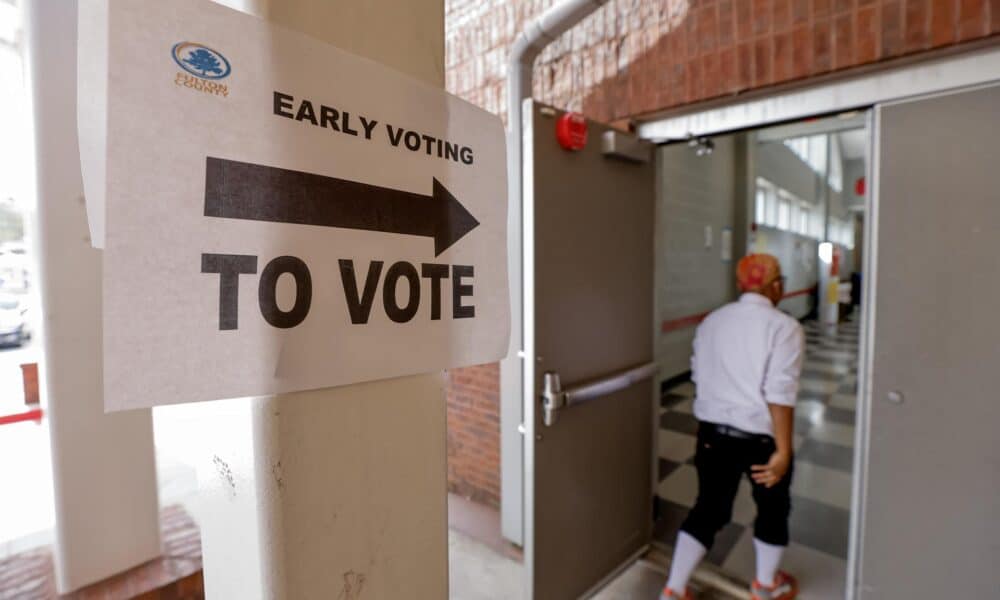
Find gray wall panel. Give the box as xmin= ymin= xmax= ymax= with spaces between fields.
xmin=860 ymin=84 xmax=1000 ymax=598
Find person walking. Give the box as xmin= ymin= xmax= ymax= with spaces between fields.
xmin=660 ymin=254 xmax=804 ymax=600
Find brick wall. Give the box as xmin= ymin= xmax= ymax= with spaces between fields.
xmin=446 ymin=363 xmax=501 ymax=506
xmin=450 ymin=1 xmax=999 ymax=125
xmin=444 ymin=0 xmax=998 ymax=507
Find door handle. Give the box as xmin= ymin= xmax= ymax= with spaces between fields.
xmin=541 ymin=362 xmax=658 ymax=427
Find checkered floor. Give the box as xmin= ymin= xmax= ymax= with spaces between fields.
xmin=654 ymin=317 xmax=860 ymax=599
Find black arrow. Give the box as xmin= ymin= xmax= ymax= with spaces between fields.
xmin=204 ymin=157 xmax=479 ymax=256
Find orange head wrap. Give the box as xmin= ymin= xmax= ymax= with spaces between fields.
xmin=736 ymin=253 xmax=782 ymax=292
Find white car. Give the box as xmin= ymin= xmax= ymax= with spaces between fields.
xmin=0 ymin=243 xmax=30 ymax=293
xmin=0 ymin=295 xmax=30 ymax=347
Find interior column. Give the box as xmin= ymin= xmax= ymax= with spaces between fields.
xmin=25 ymin=0 xmax=162 ymax=593
xmin=192 ymin=1 xmax=449 ymax=598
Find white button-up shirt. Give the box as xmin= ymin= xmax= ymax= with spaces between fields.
xmin=691 ymin=293 xmax=805 ymax=436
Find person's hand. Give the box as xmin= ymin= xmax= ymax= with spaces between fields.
xmin=751 ymin=451 xmax=791 ymax=488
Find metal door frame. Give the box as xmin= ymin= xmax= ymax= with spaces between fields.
xmin=521 ymin=97 xmax=538 ymax=597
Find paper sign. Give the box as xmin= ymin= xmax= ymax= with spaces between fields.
xmin=720 ymin=227 xmax=732 ymax=262
xmin=81 ymin=0 xmax=510 ymax=411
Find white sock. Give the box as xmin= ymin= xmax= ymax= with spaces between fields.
xmin=665 ymin=531 xmax=706 ymax=593
xmin=753 ymin=537 xmax=785 ymax=587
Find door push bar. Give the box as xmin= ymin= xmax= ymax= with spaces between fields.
xmin=541 ymin=362 xmax=658 ymax=427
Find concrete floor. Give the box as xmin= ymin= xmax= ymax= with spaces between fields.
xmin=448 ymin=528 xmax=672 ymax=600
xmin=591 ymin=560 xmax=670 ymax=600
xmin=449 ymin=528 xmax=523 ymax=600
xmin=447 ymin=526 xmax=743 ymax=600
xmin=446 ymin=491 xmax=748 ymax=600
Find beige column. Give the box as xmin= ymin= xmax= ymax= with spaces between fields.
xmin=191 ymin=1 xmax=449 ymax=598
xmin=25 ymin=0 xmax=161 ymax=593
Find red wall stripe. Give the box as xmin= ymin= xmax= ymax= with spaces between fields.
xmin=781 ymin=286 xmax=816 ymax=299
xmin=661 ymin=311 xmax=712 ymax=333
xmin=660 ymin=286 xmax=817 ymax=334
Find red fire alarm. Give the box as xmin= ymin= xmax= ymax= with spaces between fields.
xmin=556 ymin=112 xmax=588 ymax=151
xmin=854 ymin=176 xmax=866 ymax=196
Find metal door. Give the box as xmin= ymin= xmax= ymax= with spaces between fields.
xmin=856 ymin=84 xmax=1000 ymax=597
xmin=523 ymin=102 xmax=655 ymax=599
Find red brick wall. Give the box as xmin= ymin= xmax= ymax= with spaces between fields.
xmin=448 ymin=0 xmax=999 ymax=123
xmin=446 ymin=363 xmax=501 ymax=506
xmin=443 ymin=0 xmax=998 ymax=507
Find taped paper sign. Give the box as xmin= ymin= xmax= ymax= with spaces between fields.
xmin=80 ymin=0 xmax=510 ymax=411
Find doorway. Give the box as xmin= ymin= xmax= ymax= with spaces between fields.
xmin=516 ymin=103 xmax=874 ymax=599
xmin=652 ymin=113 xmax=868 ymax=600
xmin=519 ymin=76 xmax=1000 ymax=598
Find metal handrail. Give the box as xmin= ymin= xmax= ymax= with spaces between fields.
xmin=541 ymin=361 xmax=657 ymax=427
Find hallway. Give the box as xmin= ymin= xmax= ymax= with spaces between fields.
xmin=655 ymin=317 xmax=860 ymax=599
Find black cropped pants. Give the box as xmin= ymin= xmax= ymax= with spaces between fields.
xmin=680 ymin=422 xmax=794 ymax=549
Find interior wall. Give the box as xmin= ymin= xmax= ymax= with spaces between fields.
xmin=749 ymin=131 xmax=865 ymax=319
xmin=840 ymin=244 xmax=856 ymax=280
xmin=752 ymin=138 xmax=826 ymax=315
xmin=751 ymin=226 xmax=819 ymax=319
xmin=756 ymin=142 xmax=823 ymax=204
xmin=844 ymin=158 xmax=867 ymax=276
xmin=654 ymin=125 xmax=868 ymax=362
xmin=654 ymin=135 xmax=738 ymax=381
xmin=843 ymin=159 xmax=867 ymax=212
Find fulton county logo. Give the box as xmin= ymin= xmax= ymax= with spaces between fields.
xmin=172 ymin=42 xmax=231 ymax=97
xmin=172 ymin=42 xmax=231 ymax=79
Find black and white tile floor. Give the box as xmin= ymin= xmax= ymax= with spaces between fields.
xmin=654 ymin=318 xmax=860 ymax=599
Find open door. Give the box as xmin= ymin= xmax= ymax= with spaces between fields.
xmin=857 ymin=84 xmax=1000 ymax=597
xmin=522 ymin=101 xmax=656 ymax=599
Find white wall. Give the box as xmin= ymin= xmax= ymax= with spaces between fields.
xmin=751 ymin=133 xmax=860 ymax=319
xmin=756 ymin=141 xmax=820 ymax=204
xmin=751 ymin=226 xmax=818 ymax=319
xmin=654 ymin=127 xmax=866 ymax=379
xmin=843 ymin=159 xmax=866 ymax=212
xmin=655 ymin=135 xmax=738 ymax=380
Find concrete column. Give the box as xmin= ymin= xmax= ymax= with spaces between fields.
xmin=25 ymin=1 xmax=161 ymax=593
xmin=190 ymin=1 xmax=449 ymax=598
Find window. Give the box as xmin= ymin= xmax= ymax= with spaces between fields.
xmin=783 ymin=135 xmax=828 ymax=178
xmin=783 ymin=133 xmax=844 ymax=193
xmin=823 ymin=217 xmax=856 ymax=250
xmin=755 ymin=177 xmax=778 ymax=228
xmin=777 ymin=196 xmax=790 ymax=229
xmin=755 ymin=177 xmax=824 ymax=240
